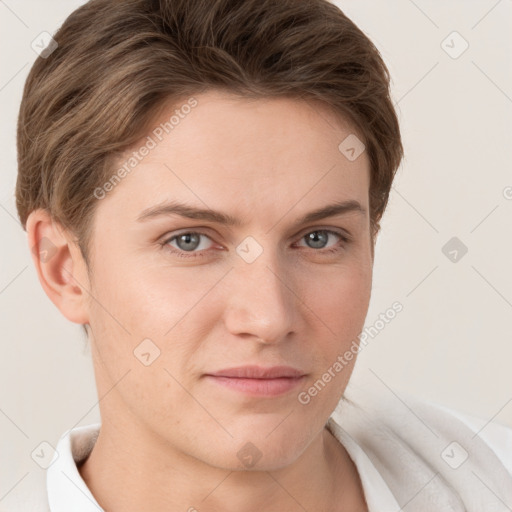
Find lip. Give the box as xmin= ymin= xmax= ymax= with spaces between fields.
xmin=204 ymin=365 xmax=307 ymax=397
xmin=207 ymin=365 xmax=306 ymax=379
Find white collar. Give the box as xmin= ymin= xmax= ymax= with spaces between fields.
xmin=327 ymin=419 xmax=401 ymax=511
xmin=47 ymin=423 xmax=103 ymax=511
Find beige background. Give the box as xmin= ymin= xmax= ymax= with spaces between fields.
xmin=1 ymin=0 xmax=511 ymax=499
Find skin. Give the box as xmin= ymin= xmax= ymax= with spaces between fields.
xmin=27 ymin=90 xmax=374 ymax=511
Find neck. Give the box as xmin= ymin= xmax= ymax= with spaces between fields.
xmin=78 ymin=417 xmax=367 ymax=512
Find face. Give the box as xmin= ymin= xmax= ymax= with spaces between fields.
xmin=83 ymin=90 xmax=373 ymax=470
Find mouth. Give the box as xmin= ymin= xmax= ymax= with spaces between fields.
xmin=203 ymin=365 xmax=307 ymax=397
xmin=204 ymin=375 xmax=306 ymax=397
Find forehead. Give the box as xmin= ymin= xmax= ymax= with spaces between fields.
xmin=98 ymin=90 xmax=370 ymax=225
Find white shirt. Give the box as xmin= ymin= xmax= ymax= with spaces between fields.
xmin=6 ymin=389 xmax=512 ymax=511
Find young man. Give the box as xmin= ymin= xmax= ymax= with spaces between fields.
xmin=13 ymin=0 xmax=512 ymax=510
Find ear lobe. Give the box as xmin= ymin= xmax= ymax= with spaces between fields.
xmin=26 ymin=209 xmax=90 ymax=325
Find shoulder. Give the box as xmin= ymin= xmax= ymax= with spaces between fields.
xmin=328 ymin=385 xmax=512 ymax=510
xmin=339 ymin=384 xmax=512 ymax=473
xmin=432 ymin=401 xmax=512 ymax=476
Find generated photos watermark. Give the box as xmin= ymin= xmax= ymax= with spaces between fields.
xmin=298 ymin=301 xmax=403 ymax=405
xmin=93 ymin=97 xmax=198 ymax=200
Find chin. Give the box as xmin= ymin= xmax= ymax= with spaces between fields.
xmin=208 ymin=444 xmax=304 ymax=473
xmin=214 ymin=426 xmax=312 ymax=472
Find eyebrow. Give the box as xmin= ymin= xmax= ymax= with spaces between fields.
xmin=136 ymin=199 xmax=366 ymax=226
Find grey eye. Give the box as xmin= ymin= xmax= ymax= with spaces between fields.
xmin=304 ymin=230 xmax=330 ymax=249
xmin=173 ymin=233 xmax=202 ymax=251
xmin=167 ymin=232 xmax=208 ymax=252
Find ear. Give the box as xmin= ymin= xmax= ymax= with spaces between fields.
xmin=26 ymin=209 xmax=90 ymax=325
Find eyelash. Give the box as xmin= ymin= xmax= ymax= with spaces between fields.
xmin=159 ymin=229 xmax=351 ymax=260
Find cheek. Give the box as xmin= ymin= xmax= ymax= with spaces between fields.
xmin=86 ymin=256 xmax=226 ymax=377
xmin=90 ymin=250 xmax=215 ymax=331
xmin=294 ymin=267 xmax=371 ymax=418
xmin=304 ymin=260 xmax=372 ymax=338
xmin=123 ymin=265 xmax=228 ymax=343
xmin=85 ymin=262 xmax=207 ymax=424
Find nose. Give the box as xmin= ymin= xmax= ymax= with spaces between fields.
xmin=222 ymin=245 xmax=298 ymax=344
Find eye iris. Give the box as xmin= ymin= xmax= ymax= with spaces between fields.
xmin=176 ymin=233 xmax=200 ymax=251
xmin=306 ymin=231 xmax=328 ymax=249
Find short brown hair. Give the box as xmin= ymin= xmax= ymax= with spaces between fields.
xmin=16 ymin=0 xmax=403 ymax=262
